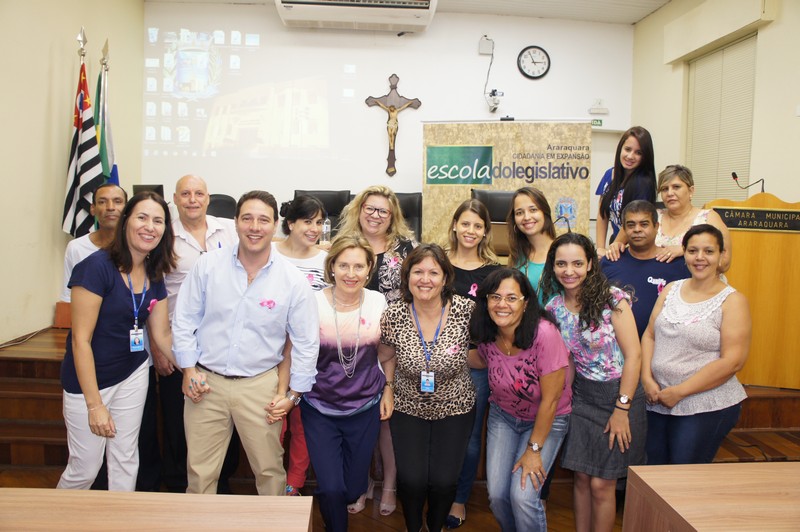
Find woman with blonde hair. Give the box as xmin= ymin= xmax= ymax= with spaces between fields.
xmin=301 ymin=234 xmax=394 ymax=531
xmin=337 ymin=185 xmax=418 ymax=515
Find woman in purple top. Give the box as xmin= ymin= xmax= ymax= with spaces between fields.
xmin=468 ymin=268 xmax=571 ymax=532
xmin=300 ymin=235 xmax=394 ymax=532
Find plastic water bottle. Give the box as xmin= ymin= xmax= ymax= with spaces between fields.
xmin=321 ymin=218 xmax=331 ymax=244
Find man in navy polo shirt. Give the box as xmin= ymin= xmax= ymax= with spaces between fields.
xmin=601 ymin=200 xmax=690 ymax=338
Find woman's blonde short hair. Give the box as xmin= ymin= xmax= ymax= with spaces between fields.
xmin=323 ymin=234 xmax=376 ymax=285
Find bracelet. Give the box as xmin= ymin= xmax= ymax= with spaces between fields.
xmin=87 ymin=404 xmax=105 ymax=412
xmin=384 ymin=380 xmax=395 ymax=391
xmin=614 ymin=404 xmax=630 ymax=412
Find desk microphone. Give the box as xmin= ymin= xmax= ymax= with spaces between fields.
xmin=731 ymin=171 xmax=765 ymax=193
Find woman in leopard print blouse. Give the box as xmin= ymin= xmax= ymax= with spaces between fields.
xmin=379 ymin=244 xmax=476 ymax=532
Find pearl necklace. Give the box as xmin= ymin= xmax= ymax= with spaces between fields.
xmin=332 ymin=287 xmax=364 ymax=379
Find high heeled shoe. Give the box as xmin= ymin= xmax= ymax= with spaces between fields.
xmin=347 ymin=477 xmax=374 ymax=514
xmin=379 ymin=486 xmax=397 ymax=516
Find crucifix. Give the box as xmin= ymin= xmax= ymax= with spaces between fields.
xmin=366 ymin=74 xmax=421 ymax=176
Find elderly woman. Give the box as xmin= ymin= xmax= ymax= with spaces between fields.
xmin=653 ymin=165 xmax=732 ymax=272
xmin=299 ymin=235 xmax=392 ymax=532
xmin=337 ymin=185 xmax=417 ymax=514
xmin=597 ymin=126 xmax=657 ymax=258
xmin=58 ymin=191 xmax=175 ymax=491
xmin=444 ymin=199 xmax=501 ymax=528
xmin=380 ymin=244 xmax=476 ymax=532
xmin=641 ymin=224 xmax=750 ymax=464
xmin=468 ymin=268 xmax=571 ymax=532
xmin=540 ymin=232 xmax=645 ymax=532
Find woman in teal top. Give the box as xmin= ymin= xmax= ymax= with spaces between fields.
xmin=506 ymin=187 xmax=556 ymax=300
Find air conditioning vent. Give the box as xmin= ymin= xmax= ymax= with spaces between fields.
xmin=275 ymin=0 xmax=438 ymax=32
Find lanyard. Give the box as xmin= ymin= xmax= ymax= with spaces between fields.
xmin=127 ymin=272 xmax=148 ymax=330
xmin=411 ymin=302 xmax=445 ymax=372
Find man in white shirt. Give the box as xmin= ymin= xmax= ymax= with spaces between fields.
xmin=172 ymin=190 xmax=319 ymax=495
xmin=149 ymin=174 xmax=238 ymax=493
xmin=61 ymin=183 xmax=127 ymax=302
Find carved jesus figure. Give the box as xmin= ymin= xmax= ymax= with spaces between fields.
xmin=366 ymin=74 xmax=421 ymax=176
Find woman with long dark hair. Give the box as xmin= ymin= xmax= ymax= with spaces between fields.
xmin=596 ymin=126 xmax=656 ymax=258
xmin=444 ymin=199 xmax=500 ymax=528
xmin=58 ymin=191 xmax=176 ymax=491
xmin=469 ymin=268 xmax=571 ymax=531
xmin=506 ymin=187 xmax=556 ymax=294
xmin=540 ymin=232 xmax=645 ymax=532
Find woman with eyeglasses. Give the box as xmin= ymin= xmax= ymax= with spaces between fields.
xmin=540 ymin=232 xmax=645 ymax=532
xmin=468 ymin=268 xmax=571 ymax=532
xmin=336 ymin=185 xmax=418 ymax=515
xmin=444 ymin=199 xmax=500 ymax=529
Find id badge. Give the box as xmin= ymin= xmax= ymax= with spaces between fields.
xmin=130 ymin=329 xmax=144 ymax=352
xmin=420 ymin=371 xmax=435 ymax=393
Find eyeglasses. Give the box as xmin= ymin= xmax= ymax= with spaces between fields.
xmin=487 ymin=293 xmax=525 ymax=304
xmin=362 ymin=204 xmax=391 ymax=218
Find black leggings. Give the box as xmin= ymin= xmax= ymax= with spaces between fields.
xmin=390 ymin=409 xmax=475 ymax=532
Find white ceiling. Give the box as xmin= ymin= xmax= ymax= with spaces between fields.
xmin=437 ymin=0 xmax=670 ymax=25
xmin=147 ymin=0 xmax=672 ymax=25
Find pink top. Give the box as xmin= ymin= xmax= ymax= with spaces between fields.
xmin=478 ymin=320 xmax=572 ymax=421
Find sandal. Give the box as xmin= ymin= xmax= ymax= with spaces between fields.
xmin=379 ymin=487 xmax=396 ymax=516
xmin=347 ymin=477 xmax=374 ymax=514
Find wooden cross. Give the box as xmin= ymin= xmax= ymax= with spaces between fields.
xmin=366 ymin=74 xmax=421 ymax=176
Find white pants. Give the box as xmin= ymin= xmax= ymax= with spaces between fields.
xmin=58 ymin=361 xmax=149 ymax=491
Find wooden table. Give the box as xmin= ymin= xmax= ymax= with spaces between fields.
xmin=622 ymin=462 xmax=800 ymax=531
xmin=0 ymin=488 xmax=313 ymax=531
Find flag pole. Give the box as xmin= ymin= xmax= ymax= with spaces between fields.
xmin=76 ymin=26 xmax=87 ymax=64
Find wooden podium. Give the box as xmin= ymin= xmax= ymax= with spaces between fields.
xmin=706 ymin=193 xmax=800 ymax=389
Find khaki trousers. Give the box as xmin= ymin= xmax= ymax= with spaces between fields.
xmin=184 ymin=366 xmax=285 ymax=495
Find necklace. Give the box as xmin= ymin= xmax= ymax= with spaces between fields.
xmin=332 ymin=287 xmax=364 ymax=378
xmin=498 ymin=335 xmax=513 ymax=355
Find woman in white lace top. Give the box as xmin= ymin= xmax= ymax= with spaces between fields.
xmin=641 ymin=224 xmax=750 ymax=464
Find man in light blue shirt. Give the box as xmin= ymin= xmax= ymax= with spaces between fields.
xmin=172 ymin=190 xmax=319 ymax=495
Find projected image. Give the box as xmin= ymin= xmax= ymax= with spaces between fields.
xmin=143 ymin=12 xmax=330 ymax=167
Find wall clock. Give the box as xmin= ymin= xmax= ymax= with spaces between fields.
xmin=517 ymin=46 xmax=550 ymax=79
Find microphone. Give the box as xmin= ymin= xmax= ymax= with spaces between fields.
xmin=731 ymin=171 xmax=765 ymax=193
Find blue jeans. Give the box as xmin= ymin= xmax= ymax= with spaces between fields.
xmin=486 ymin=403 xmax=569 ymax=532
xmin=646 ymin=403 xmax=741 ymax=465
xmin=453 ymin=367 xmax=490 ymax=505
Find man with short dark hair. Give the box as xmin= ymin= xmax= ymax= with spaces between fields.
xmin=61 ymin=183 xmax=127 ymax=302
xmin=601 ymin=200 xmax=690 ymax=338
xmin=172 ymin=190 xmax=319 ymax=495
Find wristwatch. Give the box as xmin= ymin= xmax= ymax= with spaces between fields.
xmin=618 ymin=394 xmax=630 ymax=405
xmin=528 ymin=441 xmax=542 ymax=453
xmin=285 ymin=391 xmax=302 ymax=406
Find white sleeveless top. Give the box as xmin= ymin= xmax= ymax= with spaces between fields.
xmin=648 ymin=279 xmax=746 ymax=416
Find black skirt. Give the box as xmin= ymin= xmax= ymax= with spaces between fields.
xmin=561 ymin=374 xmax=646 ymax=479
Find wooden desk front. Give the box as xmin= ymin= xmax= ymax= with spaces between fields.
xmin=0 ymin=488 xmax=312 ymax=531
xmin=623 ymin=462 xmax=800 ymax=531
